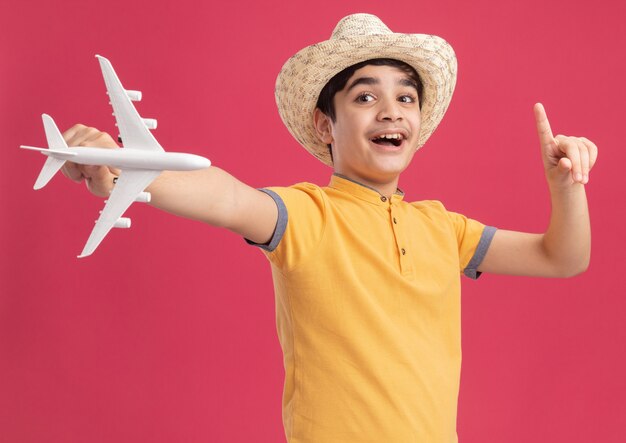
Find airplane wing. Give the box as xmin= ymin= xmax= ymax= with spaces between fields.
xmin=78 ymin=169 xmax=161 ymax=258
xmin=96 ymin=55 xmax=163 ymax=152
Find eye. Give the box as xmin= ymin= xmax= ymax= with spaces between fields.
xmin=356 ymin=93 xmax=375 ymax=103
xmin=398 ymin=94 xmax=417 ymax=104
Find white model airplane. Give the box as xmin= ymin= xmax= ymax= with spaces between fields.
xmin=21 ymin=55 xmax=211 ymax=258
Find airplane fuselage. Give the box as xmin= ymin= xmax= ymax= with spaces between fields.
xmin=42 ymin=147 xmax=210 ymax=171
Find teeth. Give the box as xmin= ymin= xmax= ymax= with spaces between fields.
xmin=376 ymin=133 xmax=403 ymax=140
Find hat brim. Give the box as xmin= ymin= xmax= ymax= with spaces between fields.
xmin=275 ymin=33 xmax=457 ymax=166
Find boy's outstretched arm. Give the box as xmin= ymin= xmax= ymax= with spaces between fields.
xmin=60 ymin=124 xmax=278 ymax=245
xmin=477 ymin=103 xmax=598 ymax=278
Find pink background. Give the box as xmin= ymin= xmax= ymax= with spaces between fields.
xmin=1 ymin=0 xmax=624 ymax=441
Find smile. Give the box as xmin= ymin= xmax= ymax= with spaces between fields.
xmin=370 ymin=132 xmax=406 ymax=147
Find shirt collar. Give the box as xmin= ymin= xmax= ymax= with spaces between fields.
xmin=329 ymin=173 xmax=405 ymax=206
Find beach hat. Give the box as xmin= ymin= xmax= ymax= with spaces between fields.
xmin=275 ymin=13 xmax=458 ymax=166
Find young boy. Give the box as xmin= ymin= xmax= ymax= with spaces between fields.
xmin=59 ymin=13 xmax=597 ymax=443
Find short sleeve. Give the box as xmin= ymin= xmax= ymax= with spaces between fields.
xmin=245 ymin=183 xmax=326 ymax=271
xmin=445 ymin=210 xmax=497 ymax=279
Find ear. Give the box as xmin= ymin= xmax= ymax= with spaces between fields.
xmin=313 ymin=108 xmax=334 ymax=144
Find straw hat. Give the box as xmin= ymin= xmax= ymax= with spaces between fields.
xmin=275 ymin=13 xmax=458 ymax=166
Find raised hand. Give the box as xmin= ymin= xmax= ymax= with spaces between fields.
xmin=534 ymin=103 xmax=598 ymax=187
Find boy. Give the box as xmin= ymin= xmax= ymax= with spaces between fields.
xmin=59 ymin=13 xmax=597 ymax=443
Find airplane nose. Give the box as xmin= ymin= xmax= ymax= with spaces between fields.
xmin=195 ymin=155 xmax=211 ymax=169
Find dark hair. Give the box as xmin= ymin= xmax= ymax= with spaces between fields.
xmin=316 ymin=58 xmax=423 ymax=121
xmin=315 ymin=58 xmax=424 ymax=161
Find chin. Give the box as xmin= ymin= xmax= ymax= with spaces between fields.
xmin=372 ymin=156 xmax=412 ymax=175
xmin=361 ymin=163 xmax=408 ymax=184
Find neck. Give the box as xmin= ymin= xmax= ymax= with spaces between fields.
xmin=333 ymin=171 xmax=400 ymax=198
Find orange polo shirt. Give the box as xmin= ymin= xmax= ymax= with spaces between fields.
xmin=247 ymin=174 xmax=496 ymax=443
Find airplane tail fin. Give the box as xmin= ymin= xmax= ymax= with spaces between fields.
xmin=21 ymin=114 xmax=74 ymax=190
xmin=42 ymin=114 xmax=68 ymax=150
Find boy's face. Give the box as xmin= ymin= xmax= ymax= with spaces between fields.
xmin=314 ymin=64 xmax=421 ymax=187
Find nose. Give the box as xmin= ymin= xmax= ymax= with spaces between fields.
xmin=376 ymin=98 xmax=402 ymax=122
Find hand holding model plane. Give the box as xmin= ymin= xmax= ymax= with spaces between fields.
xmin=59 ymin=125 xmax=120 ymax=197
xmin=21 ymin=56 xmax=279 ymax=258
xmin=21 ymin=56 xmax=212 ymax=257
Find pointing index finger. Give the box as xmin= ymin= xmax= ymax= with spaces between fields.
xmin=534 ymin=103 xmax=555 ymax=147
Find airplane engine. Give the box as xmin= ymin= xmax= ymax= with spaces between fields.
xmin=125 ymin=90 xmax=142 ymax=101
xmin=114 ymin=217 xmax=131 ymax=228
xmin=135 ymin=192 xmax=151 ymax=203
xmin=142 ymin=118 xmax=157 ymax=130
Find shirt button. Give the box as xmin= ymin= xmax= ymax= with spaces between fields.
xmin=393 ymin=217 xmax=397 ymax=224
xmin=380 ymin=196 xmax=387 ymax=202
xmin=401 ymin=248 xmax=406 ymax=255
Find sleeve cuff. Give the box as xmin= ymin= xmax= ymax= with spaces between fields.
xmin=244 ymin=188 xmax=288 ymax=252
xmin=464 ymin=226 xmax=497 ymax=280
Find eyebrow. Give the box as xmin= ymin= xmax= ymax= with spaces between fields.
xmin=346 ymin=76 xmax=419 ymax=93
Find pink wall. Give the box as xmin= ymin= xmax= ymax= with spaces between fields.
xmin=1 ymin=0 xmax=624 ymax=441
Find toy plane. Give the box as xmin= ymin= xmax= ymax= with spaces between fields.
xmin=21 ymin=55 xmax=211 ymax=258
